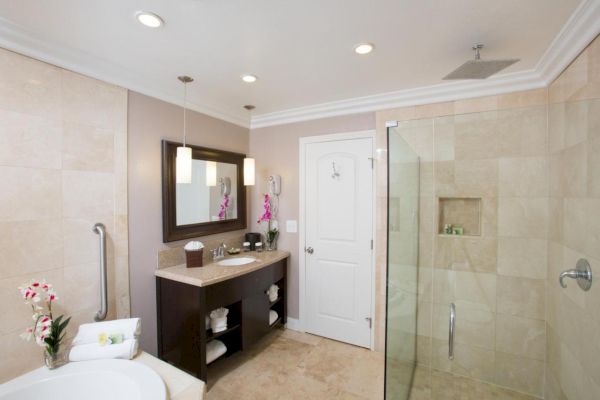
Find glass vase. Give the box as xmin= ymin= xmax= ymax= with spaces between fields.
xmin=266 ymin=233 xmax=278 ymax=251
xmin=44 ymin=349 xmax=65 ymax=370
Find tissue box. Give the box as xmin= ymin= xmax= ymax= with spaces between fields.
xmin=185 ymin=249 xmax=203 ymax=268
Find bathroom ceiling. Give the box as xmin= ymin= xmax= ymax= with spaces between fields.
xmin=0 ymin=0 xmax=585 ymax=127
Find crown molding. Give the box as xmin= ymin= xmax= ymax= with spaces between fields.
xmin=0 ymin=17 xmax=251 ymax=128
xmin=536 ymin=0 xmax=600 ymax=85
xmin=251 ymin=0 xmax=600 ymax=129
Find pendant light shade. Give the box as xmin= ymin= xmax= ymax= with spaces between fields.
xmin=176 ymin=75 xmax=193 ymax=184
xmin=206 ymin=161 xmax=217 ymax=187
xmin=244 ymin=157 xmax=255 ymax=186
xmin=176 ymin=147 xmax=192 ymax=184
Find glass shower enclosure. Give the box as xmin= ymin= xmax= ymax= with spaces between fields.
xmin=385 ymin=125 xmax=421 ymax=399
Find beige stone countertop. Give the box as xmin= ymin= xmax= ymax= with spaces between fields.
xmin=154 ymin=250 xmax=290 ymax=288
xmin=135 ymin=351 xmax=205 ymax=400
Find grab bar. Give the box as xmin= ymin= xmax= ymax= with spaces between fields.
xmin=449 ymin=303 xmax=455 ymax=360
xmin=93 ymin=223 xmax=108 ymax=321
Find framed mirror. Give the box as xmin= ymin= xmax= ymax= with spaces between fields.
xmin=162 ymin=140 xmax=247 ymax=242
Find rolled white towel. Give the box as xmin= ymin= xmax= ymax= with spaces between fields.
xmin=72 ymin=318 xmax=141 ymax=346
xmin=206 ymin=340 xmax=227 ymax=364
xmin=269 ymin=310 xmax=278 ymax=325
xmin=69 ymin=339 xmax=139 ymax=362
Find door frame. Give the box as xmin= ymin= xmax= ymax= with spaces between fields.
xmin=298 ymin=130 xmax=376 ymax=350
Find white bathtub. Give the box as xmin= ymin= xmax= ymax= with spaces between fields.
xmin=0 ymin=359 xmax=166 ymax=400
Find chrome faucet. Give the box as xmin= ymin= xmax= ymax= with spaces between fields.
xmin=210 ymin=242 xmax=227 ymax=261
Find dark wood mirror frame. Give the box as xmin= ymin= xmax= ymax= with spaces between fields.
xmin=162 ymin=140 xmax=247 ymax=243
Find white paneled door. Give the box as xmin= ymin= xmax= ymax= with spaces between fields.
xmin=303 ymin=135 xmax=373 ymax=348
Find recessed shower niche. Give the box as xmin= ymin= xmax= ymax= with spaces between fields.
xmin=437 ymin=197 xmax=482 ymax=236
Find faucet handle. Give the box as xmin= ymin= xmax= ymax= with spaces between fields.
xmin=559 ymin=259 xmax=592 ymax=291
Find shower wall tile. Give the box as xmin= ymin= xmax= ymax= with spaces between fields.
xmin=0 ymin=48 xmax=129 ymax=383
xmin=494 ymin=351 xmax=544 ymax=397
xmin=560 ymin=143 xmax=588 ymax=197
xmin=497 ymin=237 xmax=547 ymax=279
xmin=495 ymin=314 xmax=545 ymax=360
xmin=496 ymin=275 xmax=545 ymax=320
xmin=498 ymin=157 xmax=548 ymax=197
xmin=497 ymin=197 xmax=548 ymax=239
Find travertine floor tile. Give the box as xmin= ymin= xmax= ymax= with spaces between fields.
xmin=205 ymin=330 xmax=538 ymax=400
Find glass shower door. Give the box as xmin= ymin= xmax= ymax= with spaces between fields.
xmin=385 ymin=126 xmax=421 ymax=399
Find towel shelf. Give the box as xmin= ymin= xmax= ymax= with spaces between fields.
xmin=207 ymin=324 xmax=240 ymax=343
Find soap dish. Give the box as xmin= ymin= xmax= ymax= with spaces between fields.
xmin=227 ymin=248 xmax=241 ymax=255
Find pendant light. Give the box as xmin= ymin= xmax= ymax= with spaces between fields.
xmin=176 ymin=76 xmax=193 ymax=184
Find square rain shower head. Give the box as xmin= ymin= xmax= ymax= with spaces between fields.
xmin=443 ymin=58 xmax=520 ymax=80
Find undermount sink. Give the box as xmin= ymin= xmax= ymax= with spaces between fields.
xmin=218 ymin=257 xmax=257 ymax=266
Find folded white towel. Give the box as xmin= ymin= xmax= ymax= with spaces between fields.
xmin=269 ymin=310 xmax=278 ymax=325
xmin=72 ymin=318 xmax=141 ymax=346
xmin=69 ymin=339 xmax=139 ymax=362
xmin=206 ymin=340 xmax=227 ymax=364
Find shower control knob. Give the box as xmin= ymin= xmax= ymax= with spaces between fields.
xmin=305 ymin=247 xmax=314 ymax=254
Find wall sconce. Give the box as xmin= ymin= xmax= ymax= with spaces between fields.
xmin=244 ymin=158 xmax=255 ymax=186
xmin=206 ymin=161 xmax=217 ymax=186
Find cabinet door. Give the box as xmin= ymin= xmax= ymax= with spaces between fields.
xmin=242 ymin=291 xmax=270 ymax=349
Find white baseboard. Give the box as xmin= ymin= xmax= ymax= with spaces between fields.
xmin=284 ymin=317 xmax=302 ymax=332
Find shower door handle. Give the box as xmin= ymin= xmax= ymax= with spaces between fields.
xmin=448 ymin=303 xmax=455 ymax=360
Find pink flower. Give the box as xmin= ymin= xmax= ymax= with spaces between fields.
xmin=218 ymin=194 xmax=230 ymax=220
xmin=257 ymin=194 xmax=272 ymax=224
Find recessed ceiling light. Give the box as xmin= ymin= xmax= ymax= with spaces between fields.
xmin=241 ymin=74 xmax=258 ymax=83
xmin=354 ymin=43 xmax=374 ymax=55
xmin=136 ymin=11 xmax=164 ymax=28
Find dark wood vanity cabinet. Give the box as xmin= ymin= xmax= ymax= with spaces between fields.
xmin=156 ymin=258 xmax=287 ymax=382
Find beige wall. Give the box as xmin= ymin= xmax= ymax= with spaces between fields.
xmin=127 ymin=92 xmax=249 ymax=354
xmin=248 ymin=113 xmax=378 ymax=333
xmin=545 ymin=35 xmax=600 ymax=400
xmin=0 ymin=48 xmax=129 ymax=382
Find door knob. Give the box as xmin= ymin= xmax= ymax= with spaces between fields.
xmin=305 ymin=247 xmax=314 ymax=254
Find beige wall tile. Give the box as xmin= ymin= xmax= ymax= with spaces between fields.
xmin=454 ymin=95 xmax=498 ymax=115
xmin=451 ymin=343 xmax=496 ymax=382
xmin=496 ymin=107 xmax=547 ymax=158
xmin=453 ymin=159 xmax=498 ymax=197
xmin=0 ymin=329 xmax=45 ymax=383
xmin=497 ymin=88 xmax=548 ymax=110
xmin=0 ymin=49 xmax=129 ymax=383
xmin=562 ymin=197 xmax=587 ymax=254
xmin=497 ymin=237 xmax=547 ymax=279
xmin=62 ymin=170 xmax=114 ymax=219
xmin=588 ymin=128 xmax=600 ymax=197
xmin=497 ymin=197 xmax=548 ymax=239
xmin=494 ymin=351 xmax=544 ymax=397
xmin=453 ymin=271 xmax=496 ymax=312
xmin=0 ymin=109 xmax=62 ymax=169
xmin=496 ymin=275 xmax=545 ymax=320
xmin=560 ymin=143 xmax=588 ymax=197
xmin=499 ymin=157 xmax=548 ymax=197
xmin=0 ymin=167 xmax=62 ymax=222
xmin=452 ymin=237 xmax=498 ymax=273
xmin=0 ymin=220 xmax=63 ymax=279
xmin=0 ymin=48 xmax=62 ymax=119
xmin=61 ymin=70 xmax=125 ymax=130
xmin=495 ymin=314 xmax=545 ymax=360
xmin=62 ymin=121 xmax=114 ymax=172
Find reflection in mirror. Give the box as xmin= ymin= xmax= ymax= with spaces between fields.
xmin=176 ymin=160 xmax=238 ymax=225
